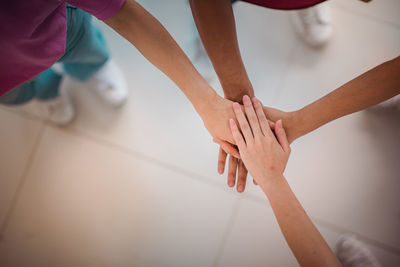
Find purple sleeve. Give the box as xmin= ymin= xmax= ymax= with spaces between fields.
xmin=66 ymin=0 xmax=126 ymax=20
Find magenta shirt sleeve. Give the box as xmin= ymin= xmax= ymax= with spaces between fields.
xmin=66 ymin=0 xmax=126 ymax=20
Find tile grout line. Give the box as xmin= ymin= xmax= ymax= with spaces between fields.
xmin=0 ymin=105 xmax=45 ymax=123
xmin=59 ymin=125 xmax=234 ymax=191
xmin=2 ymin=107 xmax=262 ymax=205
xmin=331 ymin=3 xmax=400 ymax=31
xmin=0 ymin=106 xmax=228 ymax=192
xmin=0 ymin=123 xmax=47 ymax=239
xmin=212 ymin=196 xmax=242 ymax=267
xmin=1 ymin=106 xmax=285 ymax=199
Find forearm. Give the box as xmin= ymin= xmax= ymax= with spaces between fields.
xmin=294 ymin=56 xmax=400 ymax=139
xmin=190 ymin=0 xmax=254 ymax=101
xmin=261 ymin=176 xmax=341 ymax=267
xmin=105 ymin=0 xmax=216 ymax=113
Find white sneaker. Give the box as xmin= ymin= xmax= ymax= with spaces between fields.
xmin=290 ymin=3 xmax=333 ymax=47
xmin=39 ymin=77 xmax=75 ymax=126
xmin=335 ymin=235 xmax=382 ymax=267
xmin=87 ymin=60 xmax=128 ymax=108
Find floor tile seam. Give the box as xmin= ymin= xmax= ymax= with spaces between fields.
xmin=212 ymin=196 xmax=242 ymax=267
xmin=0 ymin=123 xmax=47 ymax=238
xmin=331 ymin=3 xmax=400 ymax=30
xmin=45 ymin=123 xmax=234 ymax=193
xmin=0 ymin=107 xmax=43 ymax=123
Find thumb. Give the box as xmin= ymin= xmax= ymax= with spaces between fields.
xmin=275 ymin=120 xmax=290 ymax=153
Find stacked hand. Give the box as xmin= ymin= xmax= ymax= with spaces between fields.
xmin=198 ymin=94 xmax=240 ymax=158
xmin=199 ymin=92 xmax=297 ymax=192
xmin=229 ymin=95 xmax=290 ymax=187
xmin=197 ymin=93 xmax=249 ymax=192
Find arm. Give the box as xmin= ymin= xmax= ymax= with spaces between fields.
xmin=262 ymin=176 xmax=341 ymax=267
xmin=189 ymin=0 xmax=254 ymax=102
xmin=190 ymin=0 xmax=254 ymax=191
xmin=230 ymin=95 xmax=342 ymax=267
xmin=104 ymin=0 xmax=240 ymax=156
xmin=104 ymin=0 xmax=213 ymax=113
xmin=264 ymin=56 xmax=400 ymax=143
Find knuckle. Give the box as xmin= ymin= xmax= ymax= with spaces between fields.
xmin=233 ymin=132 xmax=241 ymax=139
xmin=241 ymin=123 xmax=249 ymax=130
xmin=249 ymin=117 xmax=258 ymax=125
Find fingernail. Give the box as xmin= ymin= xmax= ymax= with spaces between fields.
xmin=233 ymin=102 xmax=240 ymax=110
xmin=242 ymin=95 xmax=250 ymax=104
xmin=237 ymin=185 xmax=244 ymax=192
xmin=229 ymin=118 xmax=235 ymax=126
xmin=252 ymin=97 xmax=258 ymax=104
xmin=218 ymin=168 xmax=223 ymax=174
xmin=278 ymin=119 xmax=283 ymax=128
xmin=228 ymin=181 xmax=234 ymax=187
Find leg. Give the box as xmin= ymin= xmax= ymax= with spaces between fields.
xmin=0 ymin=68 xmax=62 ymax=105
xmin=59 ymin=6 xmax=110 ymax=81
xmin=59 ymin=6 xmax=127 ymax=107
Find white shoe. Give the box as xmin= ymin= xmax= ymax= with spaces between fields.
xmin=290 ymin=3 xmax=333 ymax=47
xmin=39 ymin=77 xmax=75 ymax=126
xmin=335 ymin=235 xmax=382 ymax=267
xmin=87 ymin=60 xmax=128 ymax=108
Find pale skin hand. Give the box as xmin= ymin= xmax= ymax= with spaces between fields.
xmin=199 ymin=95 xmax=242 ymax=158
xmin=230 ymin=95 xmax=342 ymax=267
xmin=230 ymin=95 xmax=290 ymax=185
xmin=104 ymin=0 xmax=240 ymax=157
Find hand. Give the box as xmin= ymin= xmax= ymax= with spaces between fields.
xmin=216 ymin=103 xmax=276 ymax=193
xmin=230 ymin=95 xmax=291 ymax=187
xmin=198 ymin=94 xmax=241 ymax=158
xmin=214 ymin=91 xmax=253 ymax=193
xmin=217 ymin=147 xmax=250 ymax=193
xmin=262 ymin=106 xmax=301 ymax=144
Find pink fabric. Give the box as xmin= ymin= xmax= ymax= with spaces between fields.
xmin=241 ymin=0 xmax=326 ymax=10
xmin=0 ymin=0 xmax=125 ymax=96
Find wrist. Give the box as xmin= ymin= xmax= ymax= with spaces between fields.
xmin=285 ymin=110 xmax=308 ymax=143
xmin=189 ymin=79 xmax=219 ymax=115
xmin=194 ymin=86 xmax=220 ymax=118
xmin=221 ymin=81 xmax=254 ymax=103
xmin=289 ymin=108 xmax=316 ymax=142
xmin=258 ymin=173 xmax=286 ymax=194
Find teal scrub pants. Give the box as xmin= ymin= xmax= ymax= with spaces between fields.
xmin=0 ymin=6 xmax=110 ymax=105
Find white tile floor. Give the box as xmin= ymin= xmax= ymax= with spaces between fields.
xmin=0 ymin=0 xmax=399 ymax=266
